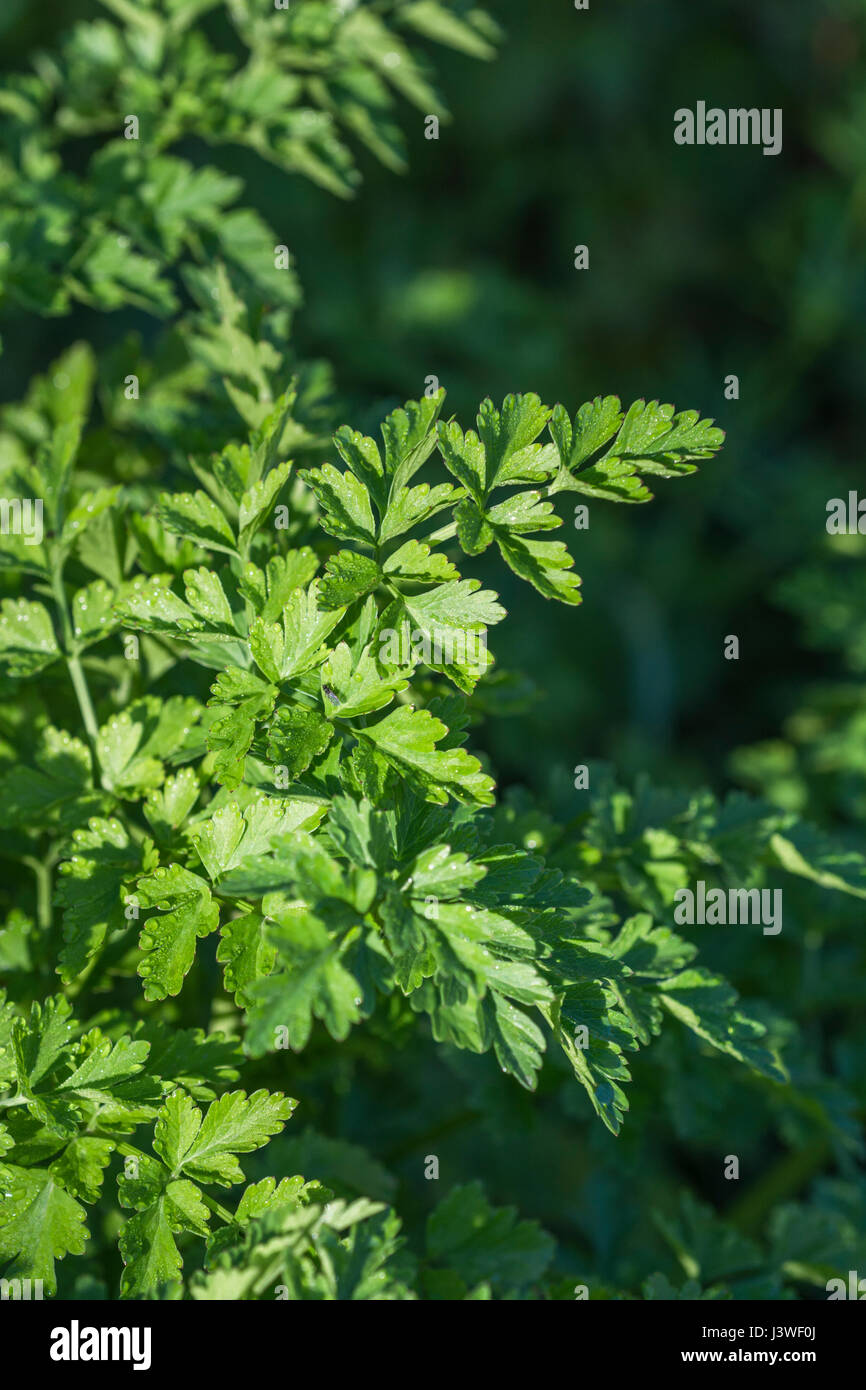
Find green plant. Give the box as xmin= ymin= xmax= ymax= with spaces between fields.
xmin=1 ymin=0 xmax=865 ymax=1303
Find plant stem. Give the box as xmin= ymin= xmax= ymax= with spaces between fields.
xmin=423 ymin=520 xmax=458 ymax=546
xmin=199 ymin=1191 xmax=235 ymax=1225
xmin=422 ymin=475 xmax=564 ymax=550
xmin=50 ymin=553 xmax=100 ymax=749
xmin=23 ymin=853 xmax=54 ymax=930
xmin=66 ymin=650 xmax=100 ymax=747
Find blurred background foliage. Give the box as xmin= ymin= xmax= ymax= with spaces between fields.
xmin=1 ymin=0 xmax=865 ymax=1298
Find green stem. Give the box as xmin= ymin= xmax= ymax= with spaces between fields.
xmin=66 ymin=651 xmax=100 ymax=747
xmin=23 ymin=854 xmax=54 ymax=930
xmin=0 ymin=1094 xmax=29 ymax=1110
xmin=198 ymin=1191 xmax=235 ymax=1225
xmin=423 ymin=520 xmax=458 ymax=546
xmin=237 ymin=533 xmax=255 ymax=631
xmin=422 ymin=475 xmax=563 ymax=549
xmin=50 ymin=553 xmax=100 ymax=750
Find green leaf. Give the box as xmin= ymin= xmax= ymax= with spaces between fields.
xmin=656 ymin=1192 xmax=762 ymax=1285
xmin=50 ymin=1137 xmax=114 ymax=1204
xmin=320 ymin=639 xmax=412 ymax=718
xmin=96 ymin=696 xmax=201 ymax=796
xmin=11 ymin=996 xmax=76 ymax=1090
xmin=56 ymin=1034 xmax=150 ymax=1103
xmin=61 ymin=486 xmax=120 ymax=548
xmin=153 ymin=1089 xmax=296 ymax=1186
xmin=383 ymin=539 xmax=459 ymax=583
xmin=158 ymin=489 xmax=237 ymax=555
xmin=305 ymin=462 xmax=377 ymax=545
xmin=398 ymin=3 xmax=499 ymax=61
xmin=249 ymin=582 xmax=346 ymax=683
xmin=0 ymin=1166 xmax=88 ymax=1295
xmin=0 ymin=599 xmax=60 ymax=677
xmin=426 ymin=1182 xmax=553 ymax=1293
xmin=192 ymin=795 xmax=324 ymax=882
xmin=207 ymin=668 xmax=278 ymax=790
xmin=242 ymin=551 xmax=320 ymax=622
xmin=660 ymin=968 xmax=788 ymax=1083
xmin=57 ymin=818 xmax=156 ymax=983
xmin=113 ymin=576 xmax=201 ymax=637
xmin=437 ymin=394 xmax=557 ymax=503
xmin=769 ymin=825 xmax=866 ymax=899
xmin=217 ymin=912 xmax=276 ymax=1007
xmin=362 ymin=704 xmax=495 ymax=805
xmin=71 ymin=578 xmax=123 ymax=649
xmin=454 ymin=498 xmax=493 ymax=555
xmin=549 ymin=395 xmax=624 ymax=473
xmin=319 ymin=550 xmax=381 ymax=608
xmin=143 ymin=767 xmax=200 ymax=841
xmin=118 ymin=1162 xmax=209 ymax=1299
xmin=40 ymin=418 xmax=84 ymax=524
xmin=183 ymin=567 xmax=239 ymax=636
xmin=136 ymin=865 xmax=220 ymax=1001
xmin=495 ymin=531 xmax=582 ymax=605
xmin=0 ymin=726 xmax=100 ymax=832
xmin=611 ymin=400 xmax=724 ymax=475
xmin=548 ymin=395 xmax=725 ymax=499
xmin=378 ymin=481 xmax=459 ymax=544
xmin=245 ymin=908 xmax=366 ymax=1054
xmin=238 ymin=460 xmax=292 ymax=547
xmin=402 ymin=578 xmax=504 ymax=632
xmin=266 ymin=706 xmax=335 ymax=777
xmin=380 ymin=390 xmax=445 ymax=489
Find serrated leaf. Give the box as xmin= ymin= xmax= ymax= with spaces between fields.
xmin=383 ymin=539 xmax=459 ymax=582
xmin=57 ymin=818 xmax=155 ymax=983
xmin=245 ymin=908 xmax=366 ymax=1054
xmin=0 ymin=1166 xmax=88 ymax=1295
xmin=426 ymin=1182 xmax=553 ymax=1292
xmin=192 ymin=795 xmax=324 ymax=882
xmin=158 ymin=489 xmax=237 ymax=555
xmin=266 ymin=705 xmax=335 ymax=777
xmin=136 ymin=865 xmax=220 ymax=1001
xmin=49 ymin=1137 xmax=114 ymax=1204
xmin=238 ymin=460 xmax=292 ymax=545
xmin=207 ymin=668 xmax=277 ymax=789
xmin=0 ymin=726 xmax=100 ymax=832
xmin=495 ymin=531 xmax=582 ymax=605
xmin=154 ymin=1089 xmax=296 ymax=1186
xmin=321 ymin=639 xmax=411 ymax=718
xmin=249 ymin=582 xmax=346 ymax=683
xmin=305 ymin=462 xmax=377 ymax=544
xmin=143 ymin=767 xmax=200 ymax=840
xmin=217 ymin=911 xmax=277 ymax=1007
xmin=319 ymin=550 xmax=381 ymax=608
xmin=363 ymin=704 xmax=494 ymax=806
xmin=660 ymin=968 xmax=788 ymax=1083
xmin=769 ymin=825 xmax=866 ymax=899
xmin=0 ymin=598 xmax=59 ymax=677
